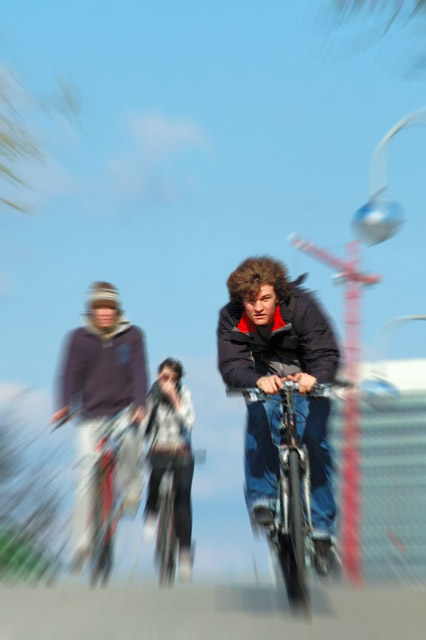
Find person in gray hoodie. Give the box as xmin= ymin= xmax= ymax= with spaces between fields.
xmin=51 ymin=281 xmax=149 ymax=571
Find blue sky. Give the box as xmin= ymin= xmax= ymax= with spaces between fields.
xmin=1 ymin=1 xmax=426 ymax=580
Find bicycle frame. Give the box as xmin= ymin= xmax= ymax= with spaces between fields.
xmin=89 ymin=421 xmax=130 ymax=586
xmin=276 ymin=383 xmax=313 ymax=536
xmin=50 ymin=408 xmax=138 ymax=585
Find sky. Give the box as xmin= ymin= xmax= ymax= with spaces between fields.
xmin=1 ymin=1 xmax=426 ymax=582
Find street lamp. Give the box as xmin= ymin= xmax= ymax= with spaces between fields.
xmin=352 ymin=107 xmax=426 ymax=246
xmin=352 ymin=200 xmax=404 ymax=246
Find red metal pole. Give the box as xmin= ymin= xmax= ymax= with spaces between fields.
xmin=340 ymin=241 xmax=363 ymax=585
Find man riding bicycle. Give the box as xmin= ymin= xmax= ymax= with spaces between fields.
xmin=51 ymin=281 xmax=149 ymax=571
xmin=217 ymin=256 xmax=340 ymax=575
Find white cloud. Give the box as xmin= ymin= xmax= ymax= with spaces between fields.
xmin=1 ymin=107 xmax=209 ymax=215
xmin=127 ymin=113 xmax=208 ymax=160
xmin=0 ymin=383 xmax=49 ymax=420
xmin=98 ymin=111 xmax=210 ymax=211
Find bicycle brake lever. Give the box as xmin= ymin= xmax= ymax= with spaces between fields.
xmin=50 ymin=409 xmax=79 ymax=433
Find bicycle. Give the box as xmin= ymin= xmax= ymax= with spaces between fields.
xmin=153 ymin=450 xmax=184 ymax=587
xmin=52 ymin=410 xmax=137 ymax=587
xmin=227 ymin=380 xmax=330 ymax=611
xmin=145 ymin=446 xmax=205 ymax=588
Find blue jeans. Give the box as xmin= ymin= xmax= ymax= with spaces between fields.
xmin=244 ymin=393 xmax=336 ymax=538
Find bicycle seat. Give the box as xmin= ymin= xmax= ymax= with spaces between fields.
xmin=151 ymin=443 xmax=190 ymax=457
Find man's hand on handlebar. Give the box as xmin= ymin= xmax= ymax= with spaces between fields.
xmin=131 ymin=406 xmax=146 ymax=425
xmin=256 ymin=372 xmax=318 ymax=395
xmin=49 ymin=406 xmax=70 ymax=426
xmin=284 ymin=372 xmax=317 ymax=395
xmin=256 ymin=375 xmax=284 ymax=394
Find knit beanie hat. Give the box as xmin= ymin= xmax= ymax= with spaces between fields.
xmin=87 ymin=281 xmax=121 ymax=311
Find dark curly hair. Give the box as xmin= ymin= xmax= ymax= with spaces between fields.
xmin=227 ymin=256 xmax=290 ymax=305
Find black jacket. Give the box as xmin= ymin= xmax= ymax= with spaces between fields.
xmin=217 ymin=288 xmax=340 ymax=388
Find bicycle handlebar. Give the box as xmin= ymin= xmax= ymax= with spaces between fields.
xmin=50 ymin=409 xmax=80 ymax=432
xmin=226 ymin=381 xmax=331 ymax=401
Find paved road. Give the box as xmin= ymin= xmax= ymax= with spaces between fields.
xmin=1 ymin=581 xmax=425 ymax=640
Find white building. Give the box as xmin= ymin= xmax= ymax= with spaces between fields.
xmin=330 ymin=359 xmax=426 ymax=583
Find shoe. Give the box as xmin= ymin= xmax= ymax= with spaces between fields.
xmin=252 ymin=505 xmax=274 ymax=527
xmin=142 ymin=513 xmax=158 ymax=543
xmin=313 ymin=538 xmax=332 ymax=576
xmin=178 ymin=550 xmax=192 ymax=583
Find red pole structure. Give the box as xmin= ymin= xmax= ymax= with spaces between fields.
xmin=340 ymin=241 xmax=363 ymax=585
xmin=289 ymin=234 xmax=380 ymax=584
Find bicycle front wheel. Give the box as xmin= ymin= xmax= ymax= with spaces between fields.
xmin=276 ymin=449 xmax=309 ymax=609
xmin=288 ymin=448 xmax=308 ymax=607
xmin=90 ymin=460 xmax=115 ymax=588
xmin=156 ymin=491 xmax=177 ymax=588
xmin=90 ymin=466 xmax=104 ymax=587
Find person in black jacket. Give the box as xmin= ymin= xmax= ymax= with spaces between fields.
xmin=217 ymin=256 xmax=340 ymax=574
